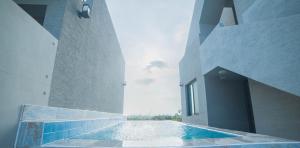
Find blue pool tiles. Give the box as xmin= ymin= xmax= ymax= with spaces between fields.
xmin=16 ymin=119 xmax=124 ymax=147
xmin=15 ymin=105 xmax=126 ymax=147
xmin=42 ymin=119 xmax=123 ymax=144
xmin=16 ymin=122 xmax=43 ymax=146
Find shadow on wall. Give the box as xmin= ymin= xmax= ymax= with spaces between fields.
xmin=205 ymin=67 xmax=255 ymax=133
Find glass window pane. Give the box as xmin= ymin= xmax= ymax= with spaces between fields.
xmin=186 ymin=80 xmax=199 ymax=116
xmin=192 ymin=82 xmax=200 ymax=114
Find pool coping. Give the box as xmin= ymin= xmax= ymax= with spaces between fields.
xmin=174 ymin=121 xmax=241 ymax=137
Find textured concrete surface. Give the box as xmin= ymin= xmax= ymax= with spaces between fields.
xmin=14 ymin=0 xmax=67 ymax=39
xmin=180 ymin=0 xmax=300 ymax=140
xmin=232 ymin=0 xmax=255 ymax=24
xmin=242 ymin=0 xmax=300 ymax=23
xmin=205 ymin=69 xmax=252 ymax=132
xmin=200 ymin=14 xmax=300 ymax=97
xmin=179 ymin=0 xmax=208 ymax=125
xmin=249 ymin=80 xmax=300 ymax=140
xmin=180 ymin=0 xmax=238 ymax=125
xmin=49 ymin=0 xmax=125 ymax=113
xmin=0 ymin=0 xmax=57 ymax=147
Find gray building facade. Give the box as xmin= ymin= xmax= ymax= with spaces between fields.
xmin=0 ymin=0 xmax=124 ymax=147
xmin=46 ymin=0 xmax=125 ymax=113
xmin=180 ymin=0 xmax=300 ymax=140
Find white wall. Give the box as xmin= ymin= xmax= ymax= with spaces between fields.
xmin=14 ymin=0 xmax=67 ymax=39
xmin=0 ymin=0 xmax=57 ymax=147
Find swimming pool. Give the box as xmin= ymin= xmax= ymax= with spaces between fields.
xmin=43 ymin=120 xmax=300 ymax=147
xmin=69 ymin=120 xmax=237 ymax=146
xmin=17 ymin=105 xmax=300 ymax=147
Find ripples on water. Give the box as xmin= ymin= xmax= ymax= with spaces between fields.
xmin=73 ymin=121 xmax=236 ymax=141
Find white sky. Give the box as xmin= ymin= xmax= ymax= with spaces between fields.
xmin=106 ymin=0 xmax=195 ymax=115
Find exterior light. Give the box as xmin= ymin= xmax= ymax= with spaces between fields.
xmin=179 ymin=82 xmax=184 ymax=87
xmin=80 ymin=0 xmax=92 ymax=18
xmin=218 ymin=69 xmax=227 ymax=80
xmin=81 ymin=4 xmax=90 ymax=18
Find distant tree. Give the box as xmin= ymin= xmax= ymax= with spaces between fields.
xmin=127 ymin=112 xmax=182 ymax=121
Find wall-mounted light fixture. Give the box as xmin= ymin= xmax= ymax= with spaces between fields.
xmin=179 ymin=82 xmax=184 ymax=87
xmin=122 ymin=81 xmax=127 ymax=86
xmin=218 ymin=69 xmax=227 ymax=80
xmin=80 ymin=0 xmax=93 ymax=18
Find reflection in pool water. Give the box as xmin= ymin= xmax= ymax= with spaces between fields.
xmin=72 ymin=120 xmax=236 ymax=142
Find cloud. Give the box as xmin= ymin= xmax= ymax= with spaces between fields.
xmin=174 ymin=24 xmax=188 ymax=43
xmin=135 ymin=78 xmax=155 ymax=85
xmin=145 ymin=60 xmax=168 ymax=73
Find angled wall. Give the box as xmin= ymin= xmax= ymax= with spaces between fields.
xmin=14 ymin=0 xmax=67 ymax=39
xmin=179 ymin=0 xmax=208 ymax=125
xmin=0 ymin=0 xmax=57 ymax=146
xmin=49 ymin=0 xmax=125 ymax=113
xmin=199 ymin=8 xmax=300 ymax=140
xmin=200 ymin=14 xmax=300 ymax=97
xmin=180 ymin=0 xmax=300 ymax=140
xmin=242 ymin=0 xmax=300 ymax=23
xmin=249 ymin=80 xmax=300 ymax=140
xmin=205 ymin=68 xmax=254 ymax=133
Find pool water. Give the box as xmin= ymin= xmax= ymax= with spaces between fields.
xmin=71 ymin=121 xmax=236 ymax=141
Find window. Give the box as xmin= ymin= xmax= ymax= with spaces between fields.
xmin=18 ymin=4 xmax=47 ymax=25
xmin=219 ymin=7 xmax=237 ymax=27
xmin=186 ymin=80 xmax=199 ymax=116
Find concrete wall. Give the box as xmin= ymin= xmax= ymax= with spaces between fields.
xmin=249 ymin=80 xmax=300 ymax=140
xmin=14 ymin=0 xmax=67 ymax=39
xmin=242 ymin=0 xmax=300 ymax=23
xmin=232 ymin=0 xmax=255 ymax=23
xmin=180 ymin=0 xmax=237 ymax=125
xmin=200 ymin=14 xmax=300 ymax=97
xmin=181 ymin=0 xmax=300 ymax=140
xmin=49 ymin=0 xmax=125 ymax=113
xmin=179 ymin=53 xmax=207 ymax=125
xmin=180 ymin=0 xmax=208 ymax=125
xmin=233 ymin=0 xmax=300 ymax=24
xmin=205 ymin=68 xmax=253 ymax=132
xmin=199 ymin=0 xmax=226 ymax=42
xmin=0 ymin=0 xmax=57 ymax=146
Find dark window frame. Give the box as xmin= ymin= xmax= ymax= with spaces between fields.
xmin=186 ymin=79 xmax=199 ymax=116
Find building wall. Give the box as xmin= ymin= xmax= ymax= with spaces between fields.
xmin=199 ymin=0 xmax=227 ymax=42
xmin=14 ymin=0 xmax=67 ymax=39
xmin=232 ymin=0 xmax=255 ymax=23
xmin=241 ymin=0 xmax=300 ymax=23
xmin=180 ymin=0 xmax=237 ymax=125
xmin=200 ymin=14 xmax=300 ymax=97
xmin=249 ymin=80 xmax=300 ymax=140
xmin=49 ymin=0 xmax=125 ymax=113
xmin=0 ymin=0 xmax=57 ymax=146
xmin=179 ymin=0 xmax=208 ymax=125
xmin=205 ymin=72 xmax=252 ymax=132
xmin=181 ymin=0 xmax=300 ymax=140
